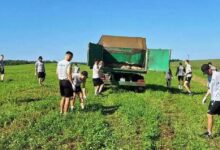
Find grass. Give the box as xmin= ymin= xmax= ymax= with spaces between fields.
xmin=0 ymin=60 xmax=220 ymax=149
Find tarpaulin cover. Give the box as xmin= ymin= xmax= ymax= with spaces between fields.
xmin=98 ymin=35 xmax=147 ymax=50
xmin=147 ymin=49 xmax=171 ymax=72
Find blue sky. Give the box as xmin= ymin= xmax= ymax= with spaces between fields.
xmin=0 ymin=0 xmax=220 ymax=61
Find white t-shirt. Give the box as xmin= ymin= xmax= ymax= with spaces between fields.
xmin=210 ymin=71 xmax=220 ymax=101
xmin=185 ymin=64 xmax=192 ymax=77
xmin=93 ymin=64 xmax=100 ymax=79
xmin=35 ymin=60 xmax=45 ymax=73
xmin=177 ymin=65 xmax=185 ymax=76
xmin=57 ymin=60 xmax=71 ymax=80
xmin=72 ymin=73 xmax=82 ymax=87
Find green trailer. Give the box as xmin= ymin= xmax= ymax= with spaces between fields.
xmin=88 ymin=35 xmax=171 ymax=89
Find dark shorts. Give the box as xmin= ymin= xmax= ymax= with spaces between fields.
xmin=38 ymin=72 xmax=46 ymax=78
xmin=93 ymin=78 xmax=104 ymax=86
xmin=208 ymin=101 xmax=220 ymax=115
xmin=178 ymin=76 xmax=184 ymax=81
xmin=59 ymin=80 xmax=73 ymax=97
xmin=185 ymin=77 xmax=192 ymax=83
xmin=73 ymin=86 xmax=82 ymax=93
xmin=0 ymin=68 xmax=4 ymax=74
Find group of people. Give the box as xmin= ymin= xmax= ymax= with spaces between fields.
xmin=165 ymin=60 xmax=193 ymax=95
xmin=2 ymin=52 xmax=220 ymax=138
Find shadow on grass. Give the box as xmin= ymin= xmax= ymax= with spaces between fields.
xmin=84 ymin=103 xmax=120 ymax=115
xmin=146 ymin=84 xmax=181 ymax=94
xmin=16 ymin=98 xmax=43 ymax=104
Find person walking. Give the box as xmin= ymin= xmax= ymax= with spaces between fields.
xmin=176 ymin=62 xmax=185 ymax=89
xmin=0 ymin=55 xmax=5 ymax=82
xmin=166 ymin=68 xmax=173 ymax=88
xmin=35 ymin=56 xmax=46 ymax=86
xmin=201 ymin=64 xmax=220 ymax=138
xmin=184 ymin=60 xmax=193 ymax=95
xmin=57 ymin=51 xmax=73 ymax=115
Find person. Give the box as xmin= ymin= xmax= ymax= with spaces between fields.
xmin=35 ymin=56 xmax=46 ymax=86
xmin=201 ymin=64 xmax=220 ymax=138
xmin=57 ymin=51 xmax=73 ymax=115
xmin=70 ymin=71 xmax=88 ymax=111
xmin=184 ymin=60 xmax=193 ymax=95
xmin=98 ymin=60 xmax=105 ymax=80
xmin=165 ymin=68 xmax=173 ymax=88
xmin=93 ymin=60 xmax=104 ymax=95
xmin=0 ymin=55 xmax=5 ymax=82
xmin=202 ymin=62 xmax=217 ymax=104
xmin=73 ymin=63 xmax=80 ymax=73
xmin=176 ymin=62 xmax=185 ymax=89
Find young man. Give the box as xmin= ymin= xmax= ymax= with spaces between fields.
xmin=165 ymin=68 xmax=173 ymax=88
xmin=202 ymin=62 xmax=217 ymax=104
xmin=93 ymin=60 xmax=104 ymax=95
xmin=70 ymin=71 xmax=88 ymax=111
xmin=35 ymin=56 xmax=46 ymax=86
xmin=201 ymin=64 xmax=220 ymax=138
xmin=176 ymin=62 xmax=185 ymax=89
xmin=73 ymin=63 xmax=80 ymax=73
xmin=184 ymin=60 xmax=193 ymax=95
xmin=0 ymin=55 xmax=5 ymax=82
xmin=57 ymin=51 xmax=73 ymax=115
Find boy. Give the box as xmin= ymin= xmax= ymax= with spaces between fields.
xmin=176 ymin=62 xmax=185 ymax=89
xmin=201 ymin=64 xmax=220 ymax=138
xmin=70 ymin=71 xmax=88 ymax=110
xmin=0 ymin=55 xmax=5 ymax=82
xmin=35 ymin=56 xmax=46 ymax=86
xmin=184 ymin=60 xmax=193 ymax=95
xmin=166 ymin=68 xmax=173 ymax=88
xmin=57 ymin=51 xmax=73 ymax=115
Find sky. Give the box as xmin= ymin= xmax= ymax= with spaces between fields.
xmin=0 ymin=0 xmax=220 ymax=62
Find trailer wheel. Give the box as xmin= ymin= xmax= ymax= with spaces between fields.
xmin=136 ymin=87 xmax=145 ymax=93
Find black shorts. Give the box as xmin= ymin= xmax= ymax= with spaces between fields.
xmin=178 ymin=76 xmax=184 ymax=81
xmin=73 ymin=86 xmax=82 ymax=93
xmin=38 ymin=72 xmax=46 ymax=78
xmin=0 ymin=68 xmax=4 ymax=74
xmin=59 ymin=80 xmax=73 ymax=97
xmin=185 ymin=77 xmax=192 ymax=83
xmin=208 ymin=101 xmax=220 ymax=115
xmin=93 ymin=78 xmax=104 ymax=86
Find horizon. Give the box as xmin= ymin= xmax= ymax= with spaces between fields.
xmin=0 ymin=0 xmax=220 ymax=61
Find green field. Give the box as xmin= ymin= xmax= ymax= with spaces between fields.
xmin=0 ymin=60 xmax=220 ymax=149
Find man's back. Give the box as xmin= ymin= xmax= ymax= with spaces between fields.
xmin=210 ymin=71 xmax=220 ymax=101
xmin=57 ymin=60 xmax=71 ymax=80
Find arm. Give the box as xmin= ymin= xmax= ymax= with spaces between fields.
xmin=35 ymin=62 xmax=38 ymax=75
xmin=82 ymin=80 xmax=87 ymax=99
xmin=67 ymin=64 xmax=73 ymax=83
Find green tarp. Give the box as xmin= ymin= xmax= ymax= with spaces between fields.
xmin=147 ymin=49 xmax=171 ymax=72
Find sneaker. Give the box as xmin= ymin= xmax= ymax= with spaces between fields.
xmin=202 ymin=131 xmax=212 ymax=139
xmin=189 ymin=92 xmax=193 ymax=96
xmin=80 ymin=103 xmax=85 ymax=110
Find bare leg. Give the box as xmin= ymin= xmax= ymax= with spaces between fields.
xmin=184 ymin=81 xmax=191 ymax=94
xmin=60 ymin=97 xmax=65 ymax=114
xmin=1 ymin=74 xmax=4 ymax=81
xmin=207 ymin=114 xmax=213 ymax=135
xmin=70 ymin=93 xmax=76 ymax=110
xmin=63 ymin=97 xmax=70 ymax=115
xmin=95 ymin=86 xmax=99 ymax=95
xmin=78 ymin=92 xmax=85 ymax=109
xmin=98 ymin=84 xmax=104 ymax=94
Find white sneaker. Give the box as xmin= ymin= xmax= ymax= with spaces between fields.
xmin=80 ymin=103 xmax=85 ymax=110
